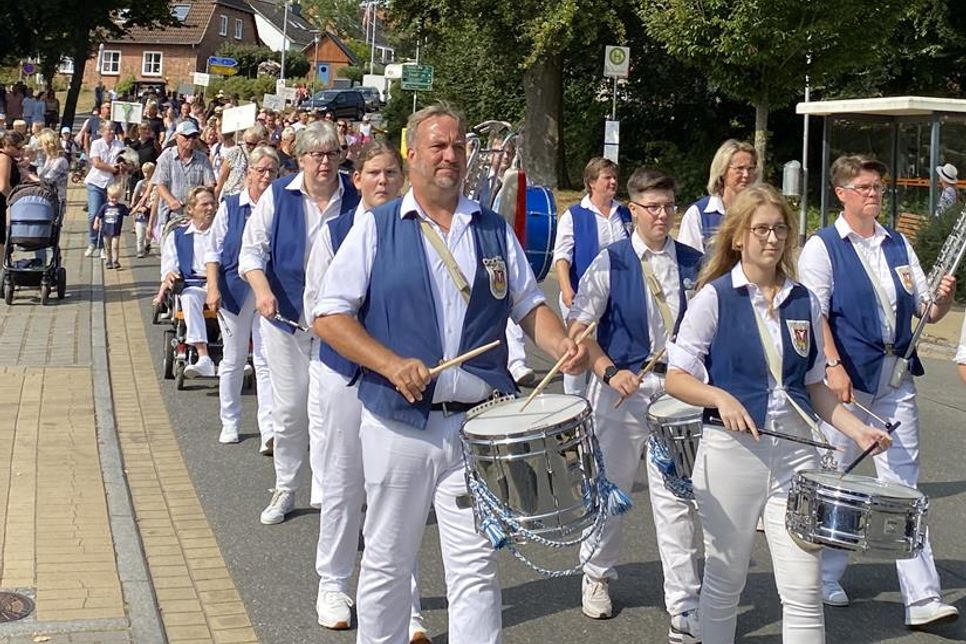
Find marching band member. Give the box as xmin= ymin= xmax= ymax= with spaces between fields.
xmin=552 ymin=157 xmax=631 ymax=394
xmin=798 ymin=155 xmax=958 ymax=626
xmin=238 ymin=121 xmax=359 ymax=525
xmin=567 ymin=168 xmax=703 ymax=643
xmin=666 ymin=184 xmax=891 ymax=643
xmin=315 ymin=104 xmax=586 ymax=644
xmin=957 ymin=317 xmax=966 ymax=385
xmin=677 ymin=140 xmax=757 ymax=254
xmin=204 ymin=145 xmax=278 ymax=451
xmin=304 ymin=141 xmax=430 ymax=639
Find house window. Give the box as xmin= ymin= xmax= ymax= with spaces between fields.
xmin=234 ymin=18 xmax=243 ymax=40
xmin=58 ymin=57 xmax=74 ymax=75
xmin=219 ymin=15 xmax=228 ymax=36
xmin=142 ymin=51 xmax=162 ymax=76
xmin=101 ymin=50 xmax=121 ymax=75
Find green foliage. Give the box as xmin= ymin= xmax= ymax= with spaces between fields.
xmin=208 ymin=76 xmax=277 ymax=103
xmin=300 ymin=0 xmax=363 ymax=38
xmin=913 ymin=205 xmax=966 ymax=303
xmin=338 ymin=65 xmax=364 ymax=83
xmin=115 ymin=74 xmax=137 ymax=95
xmin=215 ymin=43 xmax=310 ymax=79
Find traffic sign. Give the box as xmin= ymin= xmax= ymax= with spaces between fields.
xmin=208 ymin=56 xmax=238 ymax=68
xmin=22 ymin=63 xmax=35 ymax=75
xmin=401 ymin=64 xmax=434 ymax=91
xmin=603 ymin=46 xmax=630 ymax=79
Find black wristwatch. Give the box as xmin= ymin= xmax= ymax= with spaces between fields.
xmin=602 ymin=365 xmax=619 ymax=385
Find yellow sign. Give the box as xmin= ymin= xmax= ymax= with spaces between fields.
xmin=209 ymin=64 xmax=238 ymax=76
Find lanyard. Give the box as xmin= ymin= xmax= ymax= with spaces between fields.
xmin=640 ymin=255 xmax=675 ymax=341
xmin=850 ymin=241 xmax=896 ymax=339
xmin=419 ymin=220 xmax=472 ymax=304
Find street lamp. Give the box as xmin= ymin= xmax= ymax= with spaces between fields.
xmin=312 ymin=30 xmax=320 ymax=93
xmin=279 ymin=0 xmax=290 ymax=83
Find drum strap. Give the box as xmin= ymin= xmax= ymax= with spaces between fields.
xmin=750 ymin=304 xmax=826 ymax=441
xmin=419 ymin=220 xmax=472 ymax=304
xmin=850 ymin=243 xmax=896 ymax=339
xmin=640 ymin=255 xmax=675 ymax=342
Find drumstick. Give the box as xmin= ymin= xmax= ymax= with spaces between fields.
xmin=614 ymin=348 xmax=667 ymax=409
xmin=706 ymin=418 xmax=840 ymax=451
xmin=849 ymin=398 xmax=893 ymax=429
xmin=520 ymin=321 xmax=597 ymax=411
xmin=273 ymin=313 xmax=309 ymax=333
xmin=427 ymin=340 xmax=501 ymax=377
xmin=840 ymin=399 xmax=901 ymax=477
xmin=216 ymin=310 xmax=232 ymax=337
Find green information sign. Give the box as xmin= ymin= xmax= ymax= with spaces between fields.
xmin=401 ymin=64 xmax=434 ymax=91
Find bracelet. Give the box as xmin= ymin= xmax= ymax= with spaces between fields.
xmin=825 ymin=359 xmax=842 ymax=370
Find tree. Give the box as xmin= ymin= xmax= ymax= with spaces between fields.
xmin=640 ymin=0 xmax=907 ymax=163
xmin=215 ymin=43 xmax=310 ymax=79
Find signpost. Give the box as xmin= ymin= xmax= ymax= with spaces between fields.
xmin=207 ymin=56 xmax=238 ymax=77
xmin=602 ymin=46 xmax=630 ymax=162
xmin=400 ymin=64 xmax=434 ymax=91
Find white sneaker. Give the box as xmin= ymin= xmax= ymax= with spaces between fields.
xmin=218 ymin=426 xmax=239 ymax=444
xmin=84 ymin=244 xmax=96 ymax=257
xmin=669 ymin=609 xmax=701 ymax=644
xmin=243 ymin=363 xmax=254 ymax=377
xmin=511 ymin=365 xmax=537 ymax=387
xmin=316 ymin=589 xmax=353 ymax=630
xmin=260 ymin=489 xmax=294 ymax=525
xmin=100 ymin=249 xmax=107 ymax=259
xmin=581 ymin=575 xmax=612 ymax=619
xmin=906 ymin=598 xmax=959 ymax=627
xmin=259 ymin=436 xmax=274 ymax=456
xmin=409 ymin=612 xmax=431 ymax=642
xmin=822 ymin=581 xmax=850 ymax=607
xmin=184 ymin=356 xmax=216 ymax=379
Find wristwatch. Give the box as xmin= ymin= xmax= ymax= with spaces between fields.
xmin=825 ymin=358 xmax=842 ymax=370
xmin=602 ymin=365 xmax=619 ymax=385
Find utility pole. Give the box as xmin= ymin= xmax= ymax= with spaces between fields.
xmin=312 ymin=30 xmax=320 ymax=93
xmin=279 ymin=0 xmax=290 ymax=83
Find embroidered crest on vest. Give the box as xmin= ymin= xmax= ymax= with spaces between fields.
xmin=786 ymin=320 xmax=811 ymax=358
xmin=895 ymin=265 xmax=914 ymax=295
xmin=483 ymin=256 xmax=508 ymax=299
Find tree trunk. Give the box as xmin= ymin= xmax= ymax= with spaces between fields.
xmin=61 ymin=38 xmax=91 ymax=131
xmin=754 ymin=101 xmax=769 ymax=167
xmin=521 ymin=52 xmax=563 ymax=188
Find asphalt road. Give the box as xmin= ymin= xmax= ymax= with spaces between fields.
xmin=124 ymin=249 xmax=966 ymax=644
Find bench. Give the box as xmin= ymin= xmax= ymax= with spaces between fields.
xmin=895 ymin=212 xmax=926 ymax=241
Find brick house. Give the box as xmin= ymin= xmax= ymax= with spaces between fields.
xmin=80 ymin=0 xmax=260 ymax=92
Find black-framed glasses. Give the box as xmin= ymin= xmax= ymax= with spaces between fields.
xmin=749 ymin=224 xmax=790 ymax=240
xmin=306 ymin=149 xmax=341 ymax=162
xmin=630 ymin=201 xmax=677 ymax=216
xmin=843 ymin=183 xmax=885 ymax=195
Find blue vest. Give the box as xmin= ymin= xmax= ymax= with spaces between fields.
xmin=568 ymin=203 xmax=631 ymax=293
xmin=598 ymin=239 xmax=703 ymax=371
xmin=816 ymin=226 xmax=923 ymax=394
xmin=316 ymin=206 xmax=359 ymax=378
xmin=173 ymin=226 xmax=205 ymax=287
xmin=694 ymin=195 xmax=725 ymax=243
xmin=217 ymin=193 xmax=251 ymax=315
xmin=357 ymin=199 xmax=515 ymax=429
xmin=705 ymin=273 xmax=817 ymax=428
xmin=267 ymin=173 xmax=359 ymax=333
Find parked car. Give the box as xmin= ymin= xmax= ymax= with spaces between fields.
xmin=300 ymin=89 xmax=366 ymax=121
xmin=357 ymin=87 xmax=382 ymax=112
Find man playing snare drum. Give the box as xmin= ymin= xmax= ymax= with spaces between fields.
xmin=567 ymin=168 xmax=703 ymax=643
xmin=314 ymin=103 xmax=586 ymax=643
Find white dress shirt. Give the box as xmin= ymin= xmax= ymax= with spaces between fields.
xmin=551 ymin=195 xmax=630 ymax=265
xmin=305 ymin=201 xmax=366 ymax=328
xmin=669 ymin=264 xmax=826 ymax=422
xmin=676 ymin=194 xmax=724 ymax=254
xmin=316 ymin=190 xmax=546 ymax=403
xmin=956 ymin=317 xmax=966 ymax=365
xmin=798 ymin=214 xmax=927 ymax=344
xmin=161 ymin=223 xmax=212 ymax=277
xmin=238 ymin=171 xmax=345 ymax=277
xmin=205 ymin=188 xmax=256 ymax=265
xmin=569 ymin=233 xmax=681 ymax=356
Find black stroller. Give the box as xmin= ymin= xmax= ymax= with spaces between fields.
xmin=2 ymin=181 xmax=66 ymax=305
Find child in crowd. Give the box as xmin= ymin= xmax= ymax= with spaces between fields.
xmin=130 ymin=162 xmax=156 ymax=258
xmin=93 ymin=182 xmax=129 ymax=269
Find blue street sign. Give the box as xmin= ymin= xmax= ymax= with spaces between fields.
xmin=317 ymin=63 xmax=330 ymax=85
xmin=207 ymin=56 xmax=238 ymax=68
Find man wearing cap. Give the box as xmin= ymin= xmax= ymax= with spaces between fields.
xmin=154 ymin=120 xmax=215 ymax=227
xmin=936 ymin=163 xmax=960 ymax=217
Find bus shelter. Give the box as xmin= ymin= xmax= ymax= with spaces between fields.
xmin=796 ymin=96 xmax=966 ymax=227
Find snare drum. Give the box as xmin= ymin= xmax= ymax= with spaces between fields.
xmin=786 ymin=470 xmax=928 ymax=558
xmin=461 ymin=394 xmax=599 ymax=541
xmin=646 ymin=395 xmax=704 ymax=483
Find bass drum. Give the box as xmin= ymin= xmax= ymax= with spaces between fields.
xmin=524 ymin=185 xmax=557 ymax=282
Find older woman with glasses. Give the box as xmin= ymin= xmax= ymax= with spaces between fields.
xmin=678 ymin=139 xmax=758 ymax=254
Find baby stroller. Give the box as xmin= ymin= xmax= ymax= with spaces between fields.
xmin=2 ymin=181 xmax=66 ymax=305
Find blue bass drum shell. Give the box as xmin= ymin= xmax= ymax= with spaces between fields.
xmin=524 ymin=186 xmax=557 ymax=282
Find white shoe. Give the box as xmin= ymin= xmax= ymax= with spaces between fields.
xmin=669 ymin=609 xmax=701 ymax=644
xmin=260 ymin=489 xmax=294 ymax=525
xmin=906 ymin=599 xmax=959 ymax=627
xmin=581 ymin=575 xmax=612 ymax=619
xmin=822 ymin=581 xmax=850 ymax=607
xmin=409 ymin=612 xmax=432 ymax=642
xmin=100 ymin=249 xmax=107 ymax=259
xmin=84 ymin=244 xmax=96 ymax=257
xmin=218 ymin=426 xmax=239 ymax=444
xmin=184 ymin=356 xmax=216 ymax=379
xmin=259 ymin=436 xmax=274 ymax=456
xmin=511 ymin=365 xmax=537 ymax=387
xmin=243 ymin=363 xmax=254 ymax=377
xmin=316 ymin=590 xmax=353 ymax=630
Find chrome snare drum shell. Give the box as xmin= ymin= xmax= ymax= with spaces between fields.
xmin=645 ymin=395 xmax=704 ymax=480
xmin=785 ymin=470 xmax=928 ymax=558
xmin=460 ymin=394 xmax=600 ymax=541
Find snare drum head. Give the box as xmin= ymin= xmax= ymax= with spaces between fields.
xmin=801 ymin=470 xmax=923 ymax=500
xmin=648 ymin=395 xmax=702 ymax=420
xmin=462 ymin=394 xmax=589 ymax=438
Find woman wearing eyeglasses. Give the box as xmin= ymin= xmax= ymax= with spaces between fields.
xmin=678 ymin=139 xmax=758 ymax=254
xmin=798 ymin=155 xmax=958 ymax=628
xmin=566 ymin=168 xmax=704 ymax=642
xmin=667 ymin=184 xmax=891 ymax=643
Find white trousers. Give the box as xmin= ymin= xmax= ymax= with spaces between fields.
xmin=505 ymin=319 xmax=527 ymax=374
xmin=693 ymin=416 xmax=823 ymax=644
xmin=580 ymin=375 xmax=702 ymax=616
xmin=820 ymin=357 xmax=941 ymax=606
xmin=262 ymin=320 xmax=312 ymax=492
xmin=308 ymin=361 xmax=422 ymax=619
xmin=357 ymin=408 xmax=501 ymax=644
xmin=135 ymin=220 xmax=148 ymax=254
xmin=557 ymin=294 xmax=587 ymax=396
xmin=180 ymin=286 xmax=208 ymax=346
xmin=216 ymin=296 xmax=274 ymax=443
